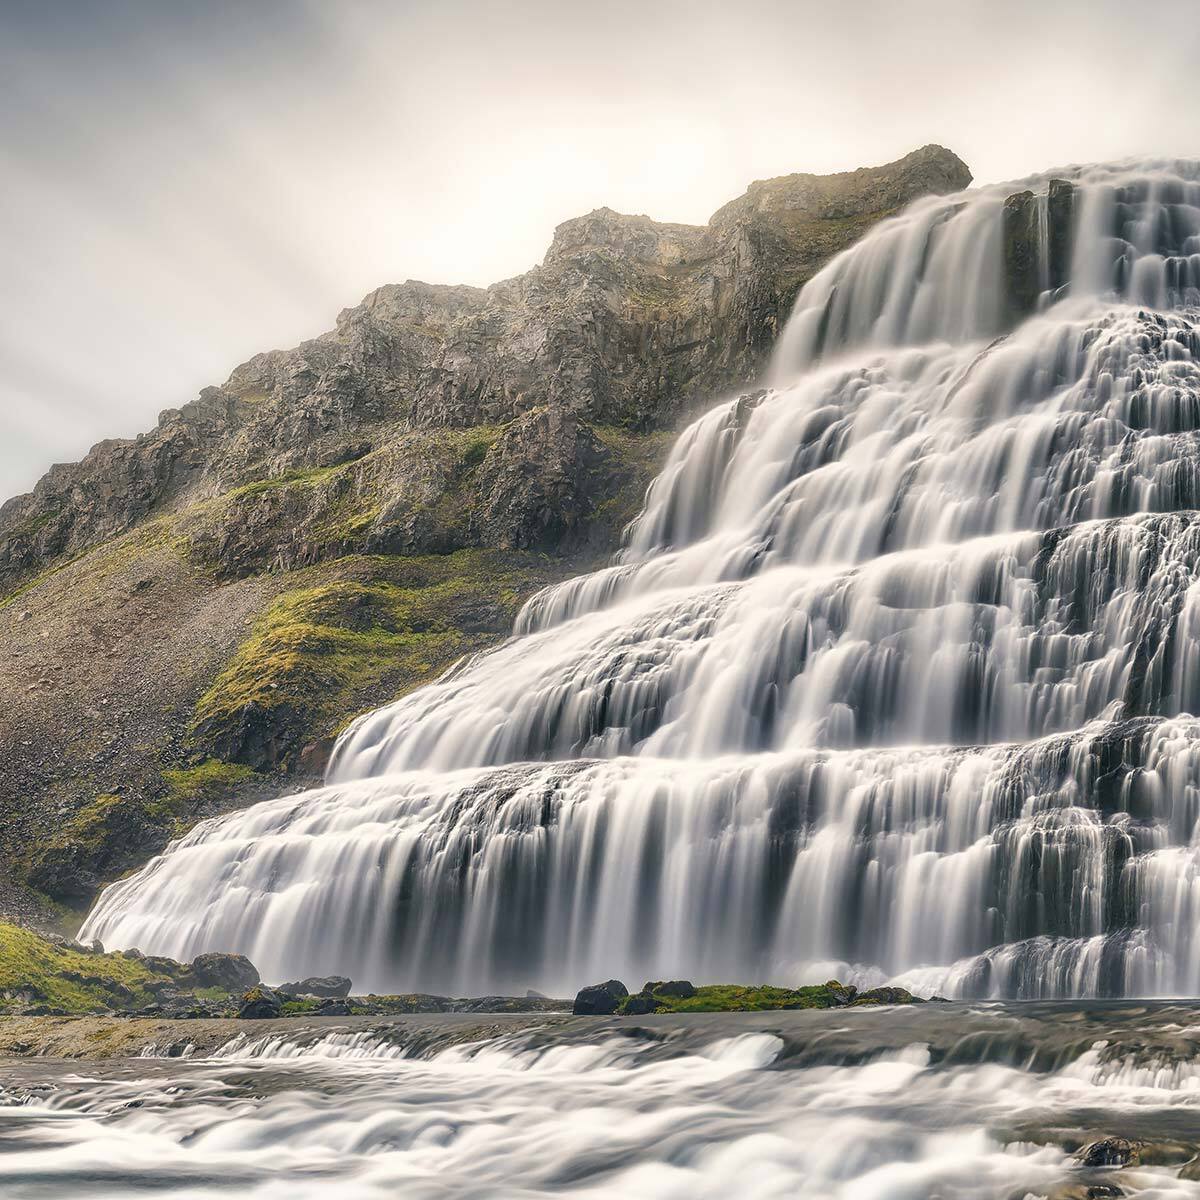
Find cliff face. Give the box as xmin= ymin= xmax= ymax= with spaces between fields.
xmin=0 ymin=145 xmax=971 ymax=919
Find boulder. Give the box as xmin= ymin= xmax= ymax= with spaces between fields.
xmin=824 ymin=980 xmax=858 ymax=1006
xmin=237 ymin=985 xmax=282 ymax=1019
xmin=643 ymin=980 xmax=696 ymax=999
xmin=622 ymin=994 xmax=660 ymax=1015
xmin=852 ymin=986 xmax=921 ymax=1006
xmin=142 ymin=954 xmax=187 ymax=978
xmin=277 ymin=975 xmax=351 ymax=999
xmin=572 ymin=979 xmax=628 ymax=1015
xmin=1077 ymin=1137 xmax=1141 ymax=1168
xmin=190 ymin=952 xmax=260 ymax=992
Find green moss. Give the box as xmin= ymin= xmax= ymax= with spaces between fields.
xmin=0 ymin=922 xmax=170 ymax=1013
xmin=619 ymin=983 xmax=844 ymax=1014
xmin=281 ymin=998 xmax=321 ymax=1015
xmin=189 ymin=549 xmax=563 ymax=766
xmin=162 ymin=760 xmax=257 ymax=809
xmin=224 ymin=465 xmax=341 ymax=502
xmin=46 ymin=794 xmax=126 ymax=852
xmin=457 ymin=426 xmax=502 ymax=469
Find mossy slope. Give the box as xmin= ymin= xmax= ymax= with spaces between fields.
xmin=0 ymin=922 xmax=169 ymax=1012
xmin=190 ymin=549 xmax=565 ymax=770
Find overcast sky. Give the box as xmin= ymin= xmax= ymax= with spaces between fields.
xmin=3 ymin=0 xmax=1199 ymax=500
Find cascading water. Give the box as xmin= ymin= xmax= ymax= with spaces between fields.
xmin=81 ymin=159 xmax=1200 ymax=999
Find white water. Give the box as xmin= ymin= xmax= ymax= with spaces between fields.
xmin=6 ymin=1009 xmax=1200 ymax=1199
xmin=81 ymin=159 xmax=1200 ymax=998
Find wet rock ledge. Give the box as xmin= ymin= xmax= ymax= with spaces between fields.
xmin=572 ymin=978 xmax=929 ymax=1015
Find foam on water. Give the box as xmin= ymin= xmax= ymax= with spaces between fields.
xmin=7 ymin=1012 xmax=1200 ymax=1200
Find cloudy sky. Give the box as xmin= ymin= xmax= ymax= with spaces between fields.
xmin=2 ymin=0 xmax=1199 ymax=499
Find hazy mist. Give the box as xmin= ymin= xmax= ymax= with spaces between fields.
xmin=3 ymin=0 xmax=1199 ymax=499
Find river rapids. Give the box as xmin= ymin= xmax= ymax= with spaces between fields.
xmin=9 ymin=1005 xmax=1200 ymax=1198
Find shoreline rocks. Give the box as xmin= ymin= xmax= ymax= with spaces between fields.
xmin=573 ymin=978 xmax=926 ymax=1015
xmin=571 ymin=980 xmax=629 ymax=1016
xmin=278 ymin=975 xmax=352 ymax=999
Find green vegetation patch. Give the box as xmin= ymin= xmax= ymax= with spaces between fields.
xmin=223 ymin=464 xmax=342 ymax=502
xmin=189 ymin=549 xmax=563 ymax=769
xmin=590 ymin=425 xmax=675 ymax=536
xmin=21 ymin=762 xmax=262 ymax=905
xmin=162 ymin=760 xmax=257 ymax=809
xmin=0 ymin=921 xmax=167 ymax=1013
xmin=619 ymin=983 xmax=845 ymax=1014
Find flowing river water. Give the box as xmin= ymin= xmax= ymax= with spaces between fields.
xmin=24 ymin=157 xmax=1200 ymax=1194
xmin=7 ymin=1005 xmax=1200 ymax=1198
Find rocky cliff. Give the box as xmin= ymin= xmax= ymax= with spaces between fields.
xmin=0 ymin=145 xmax=971 ymax=921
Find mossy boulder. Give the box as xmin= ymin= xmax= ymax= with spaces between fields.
xmin=850 ymin=986 xmax=919 ymax=1007
xmin=604 ymin=980 xmax=923 ymax=1014
xmin=238 ymin=984 xmax=283 ymax=1019
xmin=278 ymin=974 xmax=352 ymax=999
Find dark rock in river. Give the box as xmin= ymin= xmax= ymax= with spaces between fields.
xmin=237 ymin=985 xmax=283 ymax=1019
xmin=1076 ymin=1137 xmax=1141 ymax=1168
xmin=852 ymin=986 xmax=922 ymax=1007
xmin=622 ymin=994 xmax=660 ymax=1015
xmin=277 ymin=974 xmax=352 ymax=999
xmin=572 ymin=979 xmax=629 ymax=1015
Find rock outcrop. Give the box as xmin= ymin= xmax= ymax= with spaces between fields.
xmin=0 ymin=146 xmax=971 ymax=917
xmin=0 ymin=145 xmax=971 ymax=597
xmin=572 ymin=979 xmax=629 ymax=1016
xmin=278 ymin=975 xmax=353 ymax=999
xmin=237 ymin=985 xmax=283 ymax=1020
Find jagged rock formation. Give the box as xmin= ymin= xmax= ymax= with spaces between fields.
xmin=0 ymin=145 xmax=970 ymax=915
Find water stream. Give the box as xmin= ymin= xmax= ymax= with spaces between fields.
xmin=7 ymin=1005 xmax=1200 ymax=1198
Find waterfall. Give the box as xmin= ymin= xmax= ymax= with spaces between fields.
xmin=81 ymin=159 xmax=1200 ymax=998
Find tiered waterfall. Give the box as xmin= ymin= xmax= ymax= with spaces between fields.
xmin=82 ymin=159 xmax=1200 ymax=999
